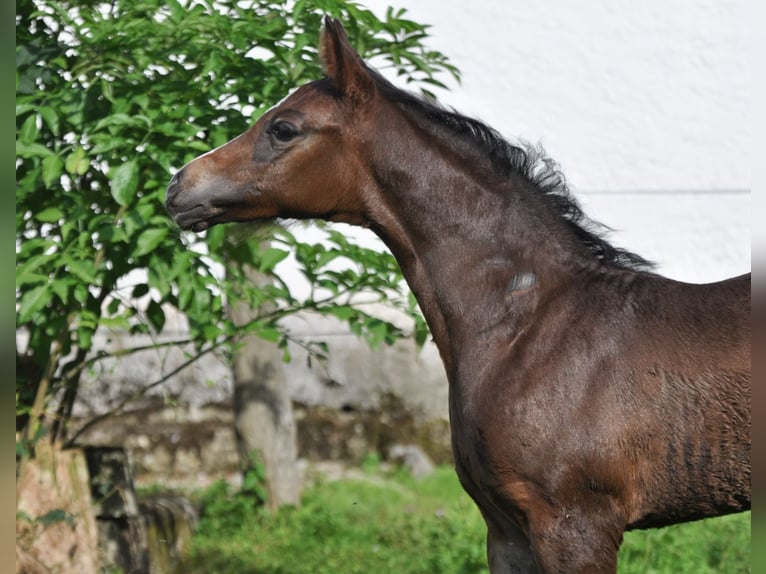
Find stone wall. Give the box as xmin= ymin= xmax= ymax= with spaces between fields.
xmin=70 ymin=310 xmax=450 ymax=487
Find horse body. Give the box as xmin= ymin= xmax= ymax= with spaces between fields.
xmin=166 ymin=18 xmax=750 ymax=573
xmin=457 ymin=271 xmax=749 ymax=571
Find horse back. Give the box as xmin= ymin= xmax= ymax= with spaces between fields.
xmin=636 ymin=271 xmax=750 ymax=374
xmin=622 ymin=271 xmax=750 ymax=526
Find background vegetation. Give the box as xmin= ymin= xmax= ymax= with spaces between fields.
xmin=16 ymin=0 xmax=451 ymax=452
xmin=182 ymin=464 xmax=750 ymax=574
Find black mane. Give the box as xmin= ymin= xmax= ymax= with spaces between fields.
xmin=364 ymin=67 xmax=653 ymax=272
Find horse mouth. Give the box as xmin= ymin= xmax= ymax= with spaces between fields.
xmin=165 ymin=170 xmax=243 ymax=232
xmin=168 ymin=204 xmax=222 ymax=232
xmin=166 ymin=176 xmax=262 ymax=232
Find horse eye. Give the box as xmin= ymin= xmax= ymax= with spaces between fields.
xmin=269 ymin=121 xmax=298 ymax=142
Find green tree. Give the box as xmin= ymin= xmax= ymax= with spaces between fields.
xmin=16 ymin=0 xmax=450 ymax=464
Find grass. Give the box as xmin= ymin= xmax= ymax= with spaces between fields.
xmin=183 ymin=465 xmax=750 ymax=573
xmin=620 ymin=512 xmax=750 ymax=574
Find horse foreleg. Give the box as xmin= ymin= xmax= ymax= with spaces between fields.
xmin=486 ymin=521 xmax=540 ymax=573
xmin=527 ymin=509 xmax=623 ymax=574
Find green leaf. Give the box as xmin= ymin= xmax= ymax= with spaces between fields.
xmin=19 ymin=114 xmax=38 ymax=142
xmin=106 ymin=298 xmax=121 ymax=315
xmin=206 ymin=224 xmax=226 ymax=252
xmin=327 ymin=304 xmax=356 ymax=321
xmin=73 ymin=284 xmax=89 ymax=304
xmin=100 ymin=316 xmax=131 ymax=330
xmin=16 ymin=103 xmax=35 ymax=116
xmin=65 ymin=258 xmax=99 ymax=284
xmin=65 ymin=147 xmax=89 ymax=175
xmin=38 ymin=106 xmax=60 ymax=136
xmin=316 ymin=249 xmax=341 ymax=269
xmin=17 ymin=253 xmax=56 ymax=286
xmin=132 ymin=284 xmax=150 ymax=299
xmin=255 ymin=324 xmax=281 ymax=342
xmin=147 ymin=257 xmax=172 ymax=297
xmin=16 ymin=272 xmax=48 ymax=287
xmin=16 ymin=141 xmax=53 ymax=159
xmin=77 ymin=324 xmax=94 ymax=349
xmin=146 ymin=299 xmax=166 ymax=333
xmin=122 ymin=208 xmax=146 ymax=239
xmin=95 ymin=222 xmax=127 ymax=244
xmin=109 ymin=160 xmax=139 ymax=206
xmin=41 ymin=155 xmax=64 ymax=188
xmin=193 ymin=286 xmax=212 ymax=315
xmin=18 ymin=285 xmax=52 ymax=323
xmin=258 ymin=247 xmax=290 ymax=273
xmin=414 ymin=316 xmax=430 ymax=349
xmin=134 ymin=228 xmax=168 ymax=257
xmin=177 ymin=280 xmax=194 ymax=311
xmin=201 ymin=323 xmax=222 ymax=340
xmin=35 ymin=206 xmax=64 ymax=223
xmin=51 ymin=278 xmax=72 ymax=305
xmin=36 ymin=509 xmax=75 ymax=527
xmin=365 ymin=319 xmax=390 ymax=349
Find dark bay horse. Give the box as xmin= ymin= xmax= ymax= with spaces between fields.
xmin=166 ymin=17 xmax=750 ymax=573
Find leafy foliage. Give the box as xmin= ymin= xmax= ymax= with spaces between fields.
xmin=16 ymin=0 xmax=458 ymax=445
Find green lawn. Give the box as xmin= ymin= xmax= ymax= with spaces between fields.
xmin=619 ymin=512 xmax=750 ymax=574
xmin=184 ymin=466 xmax=750 ymax=573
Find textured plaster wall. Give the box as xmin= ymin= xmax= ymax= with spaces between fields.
xmin=360 ymin=0 xmax=751 ymax=282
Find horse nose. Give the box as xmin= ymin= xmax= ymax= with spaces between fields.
xmin=165 ymin=170 xmax=183 ymax=206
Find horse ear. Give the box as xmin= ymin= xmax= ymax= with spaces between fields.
xmin=319 ymin=16 xmax=374 ymax=103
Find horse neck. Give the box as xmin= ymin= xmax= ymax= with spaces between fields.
xmin=362 ymin=105 xmax=588 ymax=378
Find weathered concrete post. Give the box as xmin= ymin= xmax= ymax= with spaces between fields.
xmin=229 ymin=263 xmax=302 ymax=509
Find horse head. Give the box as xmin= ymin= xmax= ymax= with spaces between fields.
xmin=165 ymin=18 xmax=379 ymax=231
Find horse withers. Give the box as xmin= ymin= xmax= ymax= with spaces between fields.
xmin=166 ymin=17 xmax=750 ymax=573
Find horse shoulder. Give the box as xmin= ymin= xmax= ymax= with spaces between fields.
xmin=459 ymin=270 xmax=750 ymax=528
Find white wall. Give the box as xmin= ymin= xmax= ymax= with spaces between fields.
xmin=359 ymin=0 xmax=751 ymax=283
